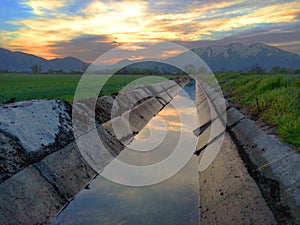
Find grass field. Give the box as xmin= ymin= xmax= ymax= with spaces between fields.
xmin=216 ymin=73 xmax=300 ymax=147
xmin=0 ymin=73 xmax=174 ymax=103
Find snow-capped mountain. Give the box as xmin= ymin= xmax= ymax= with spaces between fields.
xmin=190 ymin=43 xmax=300 ymax=72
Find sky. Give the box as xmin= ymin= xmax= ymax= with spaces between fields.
xmin=0 ymin=0 xmax=300 ymax=62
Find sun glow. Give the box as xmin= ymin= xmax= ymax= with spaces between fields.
xmin=121 ymin=4 xmax=144 ymax=17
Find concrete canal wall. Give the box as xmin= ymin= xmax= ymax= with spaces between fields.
xmin=0 ymin=75 xmax=298 ymax=225
xmin=0 ymin=77 xmax=190 ymax=225
xmin=195 ymin=81 xmax=299 ymax=225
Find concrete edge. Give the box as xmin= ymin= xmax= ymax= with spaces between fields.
xmin=227 ymin=108 xmax=300 ymax=224
xmin=195 ymin=80 xmax=299 ymax=224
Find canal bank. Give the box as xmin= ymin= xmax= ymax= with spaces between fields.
xmin=0 ymin=76 xmax=299 ymax=224
xmin=195 ymin=81 xmax=299 ymax=224
xmin=0 ymin=77 xmax=190 ymax=224
xmin=52 ymin=82 xmax=199 ymax=224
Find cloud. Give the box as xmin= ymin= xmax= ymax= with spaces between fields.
xmin=22 ymin=0 xmax=67 ymax=15
xmin=51 ymin=35 xmax=118 ymax=62
xmin=1 ymin=0 xmax=300 ymax=59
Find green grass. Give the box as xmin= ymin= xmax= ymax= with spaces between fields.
xmin=0 ymin=73 xmax=175 ymax=103
xmin=216 ymin=73 xmax=300 ymax=147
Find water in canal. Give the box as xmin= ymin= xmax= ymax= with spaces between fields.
xmin=52 ymin=82 xmax=199 ymax=225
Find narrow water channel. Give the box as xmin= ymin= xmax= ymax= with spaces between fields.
xmin=51 ymin=81 xmax=199 ymax=225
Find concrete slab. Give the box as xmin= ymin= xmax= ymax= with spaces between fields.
xmin=0 ymin=100 xmax=72 ymax=152
xmin=199 ymin=133 xmax=277 ymax=224
xmin=229 ymin=110 xmax=300 ymax=224
xmin=166 ymin=84 xmax=182 ymax=97
xmin=149 ymin=84 xmax=164 ymax=93
xmin=34 ymin=142 xmax=97 ymax=200
xmin=226 ymin=107 xmax=245 ymax=127
xmin=0 ymin=131 xmax=29 ymax=183
xmin=103 ymin=116 xmax=133 ymax=142
xmin=103 ymin=97 xmax=164 ymax=143
xmin=95 ymin=96 xmax=114 ymax=124
xmin=111 ymin=94 xmax=136 ymax=117
xmin=160 ymin=80 xmax=177 ymax=90
xmin=158 ymin=91 xmax=172 ymax=104
xmin=125 ymin=110 xmax=148 ymax=133
xmin=0 ymin=166 xmax=66 ymax=225
xmin=131 ymin=88 xmax=152 ymax=100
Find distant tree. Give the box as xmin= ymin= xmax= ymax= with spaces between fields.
xmin=119 ymin=67 xmax=128 ymax=75
xmin=57 ymin=69 xmax=64 ymax=74
xmin=269 ymin=66 xmax=281 ymax=74
xmin=31 ymin=64 xmax=40 ymax=73
xmin=132 ymin=68 xmax=141 ymax=75
xmin=184 ymin=64 xmax=196 ymax=74
xmin=218 ymin=67 xmax=225 ymax=73
xmin=287 ymin=68 xmax=296 ymax=74
xmin=82 ymin=64 xmax=89 ymax=73
xmin=269 ymin=66 xmax=296 ymax=74
xmin=198 ymin=66 xmax=209 ymax=74
xmin=154 ymin=67 xmax=160 ymax=75
xmin=251 ymin=64 xmax=266 ymax=74
xmin=294 ymin=69 xmax=300 ymax=74
xmin=48 ymin=69 xmax=54 ymax=74
xmin=144 ymin=68 xmax=153 ymax=75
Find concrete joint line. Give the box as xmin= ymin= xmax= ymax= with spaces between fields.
xmin=193 ymin=120 xmax=212 ymax=137
xmin=226 ymin=117 xmax=245 ymax=130
xmin=33 ymin=162 xmax=69 ymax=201
xmin=194 ymin=131 xmax=226 ymax=156
xmin=194 ymin=105 xmax=240 ymax=138
xmin=155 ymin=96 xmax=168 ymax=105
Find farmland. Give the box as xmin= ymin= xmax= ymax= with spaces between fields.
xmin=0 ymin=73 xmax=174 ymax=103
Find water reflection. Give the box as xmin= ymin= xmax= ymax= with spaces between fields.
xmin=51 ymin=82 xmax=199 ymax=225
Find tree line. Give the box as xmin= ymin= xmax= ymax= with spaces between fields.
xmin=216 ymin=64 xmax=300 ymax=75
xmin=0 ymin=63 xmax=299 ymax=75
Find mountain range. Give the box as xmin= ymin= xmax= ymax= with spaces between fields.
xmin=190 ymin=43 xmax=300 ymax=72
xmin=0 ymin=43 xmax=299 ymax=73
xmin=0 ymin=48 xmax=88 ymax=73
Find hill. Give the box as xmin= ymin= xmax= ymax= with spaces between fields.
xmin=114 ymin=43 xmax=300 ymax=73
xmin=0 ymin=48 xmax=88 ymax=73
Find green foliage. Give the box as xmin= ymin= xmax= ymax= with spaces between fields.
xmin=217 ymin=73 xmax=300 ymax=147
xmin=30 ymin=64 xmax=41 ymax=73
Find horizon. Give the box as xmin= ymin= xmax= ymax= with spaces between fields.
xmin=1 ymin=42 xmax=299 ymax=64
xmin=1 ymin=0 xmax=300 ymax=62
